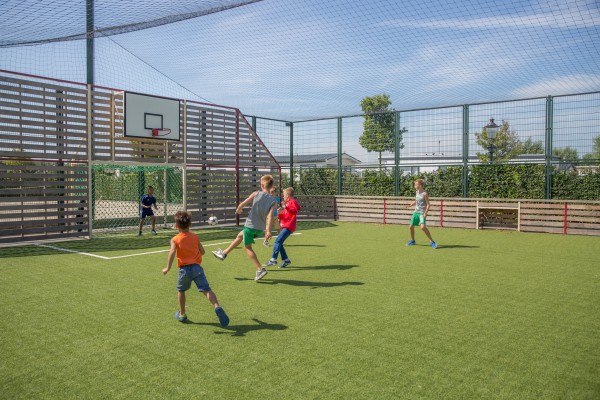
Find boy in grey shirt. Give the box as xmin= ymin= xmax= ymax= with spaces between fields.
xmin=212 ymin=175 xmax=276 ymax=280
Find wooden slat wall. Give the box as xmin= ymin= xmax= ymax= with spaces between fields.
xmin=296 ymin=196 xmax=336 ymax=220
xmin=1 ymin=73 xmax=280 ymax=240
xmin=185 ymin=105 xmax=238 ymax=165
xmin=0 ymin=162 xmax=89 ymax=243
xmin=0 ymin=75 xmax=88 ymax=161
xmin=330 ymin=196 xmax=600 ymax=236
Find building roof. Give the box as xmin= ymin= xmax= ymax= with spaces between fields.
xmin=277 ymin=152 xmax=361 ymax=164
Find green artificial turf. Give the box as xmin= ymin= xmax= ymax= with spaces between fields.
xmin=0 ymin=221 xmax=599 ymax=399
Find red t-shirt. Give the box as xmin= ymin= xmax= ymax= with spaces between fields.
xmin=172 ymin=231 xmax=202 ymax=267
xmin=278 ymin=198 xmax=300 ymax=232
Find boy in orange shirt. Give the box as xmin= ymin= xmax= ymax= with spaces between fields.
xmin=162 ymin=211 xmax=229 ymax=326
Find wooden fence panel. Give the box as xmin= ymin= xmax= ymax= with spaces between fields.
xmin=0 ymin=162 xmax=89 ymax=243
xmin=312 ymin=196 xmax=600 ymax=236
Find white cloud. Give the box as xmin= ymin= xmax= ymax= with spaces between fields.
xmin=511 ymin=74 xmax=600 ymax=97
xmin=379 ymin=3 xmax=600 ymax=30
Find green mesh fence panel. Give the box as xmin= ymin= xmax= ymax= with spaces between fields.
xmin=92 ymin=164 xmax=183 ymax=231
xmin=552 ymin=164 xmax=600 ymax=200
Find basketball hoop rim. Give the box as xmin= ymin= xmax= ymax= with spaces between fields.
xmin=151 ymin=128 xmax=172 ymax=137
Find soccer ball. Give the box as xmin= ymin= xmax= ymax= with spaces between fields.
xmin=208 ymin=216 xmax=218 ymax=226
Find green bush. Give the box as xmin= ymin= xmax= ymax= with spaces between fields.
xmin=294 ymin=164 xmax=600 ymax=200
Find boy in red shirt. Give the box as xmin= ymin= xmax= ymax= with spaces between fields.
xmin=264 ymin=187 xmax=301 ymax=268
xmin=162 ymin=211 xmax=229 ymax=326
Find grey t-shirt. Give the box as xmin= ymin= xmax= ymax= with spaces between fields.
xmin=415 ymin=191 xmax=427 ymax=213
xmin=245 ymin=191 xmax=275 ymax=231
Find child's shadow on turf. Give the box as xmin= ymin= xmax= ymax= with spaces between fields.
xmin=235 ymin=277 xmax=364 ymax=289
xmin=433 ymin=245 xmax=480 ymax=249
xmin=286 ymin=244 xmax=327 ymax=247
xmin=191 ymin=318 xmax=288 ymax=337
xmin=282 ymin=264 xmax=358 ymax=271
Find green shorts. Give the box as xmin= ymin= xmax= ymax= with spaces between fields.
xmin=243 ymin=226 xmax=263 ymax=246
xmin=410 ymin=212 xmax=426 ymax=226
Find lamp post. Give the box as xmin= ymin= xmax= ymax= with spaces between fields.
xmin=484 ymin=118 xmax=499 ymax=163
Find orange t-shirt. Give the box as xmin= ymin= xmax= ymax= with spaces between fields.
xmin=172 ymin=231 xmax=202 ymax=267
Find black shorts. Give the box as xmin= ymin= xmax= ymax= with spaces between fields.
xmin=140 ymin=208 xmax=155 ymax=219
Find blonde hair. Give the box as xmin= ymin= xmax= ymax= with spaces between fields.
xmin=283 ymin=187 xmax=294 ymax=197
xmin=261 ymin=175 xmax=274 ymax=190
xmin=415 ymin=178 xmax=425 ymax=187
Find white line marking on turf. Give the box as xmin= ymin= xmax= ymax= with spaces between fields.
xmin=34 ymin=244 xmax=111 ymax=259
xmin=35 ymin=233 xmax=302 ymax=260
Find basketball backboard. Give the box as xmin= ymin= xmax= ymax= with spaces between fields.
xmin=124 ymin=92 xmax=181 ymax=141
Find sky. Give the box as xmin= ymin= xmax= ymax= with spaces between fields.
xmin=1 ymin=0 xmax=599 ymax=162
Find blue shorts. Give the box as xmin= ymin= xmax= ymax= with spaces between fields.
xmin=140 ymin=208 xmax=154 ymax=218
xmin=177 ymin=264 xmax=211 ymax=292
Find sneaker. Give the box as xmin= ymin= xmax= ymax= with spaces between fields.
xmin=214 ymin=306 xmax=229 ymax=327
xmin=138 ymin=231 xmax=142 ymax=236
xmin=263 ymin=239 xmax=270 ymax=247
xmin=406 ymin=240 xmax=416 ymax=246
xmin=151 ymin=230 xmax=157 ymax=235
xmin=431 ymin=241 xmax=438 ymax=249
xmin=264 ymin=259 xmax=277 ymax=267
xmin=174 ymin=311 xmax=187 ymax=322
xmin=212 ymin=249 xmax=227 ymax=260
xmin=279 ymin=259 xmax=291 ymax=268
xmin=255 ymin=268 xmax=268 ymax=281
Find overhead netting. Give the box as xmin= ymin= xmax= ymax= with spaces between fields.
xmin=1 ymin=0 xmax=599 ymax=121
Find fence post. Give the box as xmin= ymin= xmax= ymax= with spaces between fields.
xmin=383 ymin=198 xmax=387 ymax=224
xmin=86 ymin=0 xmax=94 ymax=86
xmin=337 ymin=117 xmax=342 ymax=195
xmin=394 ymin=111 xmax=400 ymax=197
xmin=462 ymin=105 xmax=469 ymax=197
xmin=182 ymin=100 xmax=187 ymax=212
xmin=563 ymin=202 xmax=568 ymax=234
xmin=87 ymin=84 xmax=93 ymax=238
xmin=286 ymin=121 xmax=294 ymax=188
xmin=545 ymin=95 xmax=554 ymax=199
xmin=163 ymin=169 xmax=168 ymax=227
xmin=333 ymin=196 xmax=337 ymax=221
xmin=235 ymin=109 xmax=240 ymax=226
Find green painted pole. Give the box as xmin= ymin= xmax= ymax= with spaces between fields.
xmin=86 ymin=0 xmax=94 ymax=85
xmin=545 ymin=96 xmax=554 ymax=199
xmin=394 ymin=111 xmax=400 ymax=196
xmin=287 ymin=122 xmax=294 ymax=188
xmin=462 ymin=105 xmax=469 ymax=197
xmin=337 ymin=117 xmax=342 ymax=195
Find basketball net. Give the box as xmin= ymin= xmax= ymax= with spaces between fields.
xmin=151 ymin=128 xmax=172 ymax=137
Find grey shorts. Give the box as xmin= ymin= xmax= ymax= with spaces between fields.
xmin=177 ymin=264 xmax=211 ymax=292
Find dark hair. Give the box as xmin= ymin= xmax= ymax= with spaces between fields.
xmin=175 ymin=211 xmax=191 ymax=229
xmin=148 ymin=185 xmax=154 ymax=190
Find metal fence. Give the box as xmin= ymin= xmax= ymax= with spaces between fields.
xmin=251 ymin=92 xmax=600 ymax=200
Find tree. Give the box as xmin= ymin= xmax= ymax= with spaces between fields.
xmin=475 ymin=120 xmax=520 ymax=162
xmin=553 ymin=147 xmax=579 ymax=161
xmin=516 ymin=137 xmax=544 ymax=155
xmin=359 ymin=94 xmax=405 ymax=169
xmin=582 ymin=135 xmax=600 ymax=162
